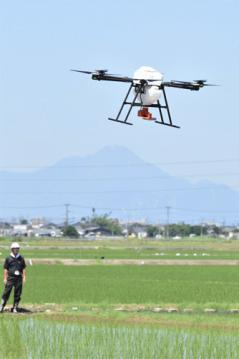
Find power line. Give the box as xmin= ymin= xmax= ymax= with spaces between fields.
xmin=0 ymin=185 xmax=237 ymax=195
xmin=0 ymin=204 xmax=63 ymax=209
xmin=1 ymin=171 xmax=239 ymax=182
xmin=1 ymin=203 xmax=239 ymax=215
xmin=172 ymin=207 xmax=239 ymax=214
xmin=1 ymin=157 xmax=239 ymax=170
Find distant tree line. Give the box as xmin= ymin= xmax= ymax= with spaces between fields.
xmin=62 ymin=213 xmax=229 ymax=238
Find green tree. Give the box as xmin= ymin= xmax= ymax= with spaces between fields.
xmin=20 ymin=219 xmax=28 ymax=225
xmin=63 ymin=225 xmax=79 ymax=238
xmin=146 ymin=225 xmax=159 ymax=237
xmin=190 ymin=225 xmax=201 ymax=236
xmin=168 ymin=224 xmax=191 ymax=237
xmin=91 ymin=214 xmax=122 ymax=235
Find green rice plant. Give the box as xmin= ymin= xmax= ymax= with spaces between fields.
xmin=1 ymin=317 xmax=239 ymax=359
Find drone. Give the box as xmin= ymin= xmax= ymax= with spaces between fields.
xmin=71 ymin=66 xmax=215 ymax=128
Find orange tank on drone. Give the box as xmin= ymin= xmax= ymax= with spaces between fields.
xmin=138 ymin=107 xmax=154 ymax=120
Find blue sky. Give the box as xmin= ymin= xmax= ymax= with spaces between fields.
xmin=1 ymin=0 xmax=239 ymax=188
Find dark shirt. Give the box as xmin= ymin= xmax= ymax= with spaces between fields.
xmin=3 ymin=255 xmax=26 ymax=277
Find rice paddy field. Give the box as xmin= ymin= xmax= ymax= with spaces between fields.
xmin=19 ymin=265 xmax=239 ymax=306
xmin=1 ymin=237 xmax=239 ymax=358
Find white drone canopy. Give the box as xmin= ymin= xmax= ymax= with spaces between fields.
xmin=133 ymin=66 xmax=163 ymax=83
xmin=133 ymin=66 xmax=163 ymax=106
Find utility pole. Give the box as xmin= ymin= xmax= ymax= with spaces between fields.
xmin=165 ymin=206 xmax=171 ymax=240
xmin=64 ymin=204 xmax=70 ymax=228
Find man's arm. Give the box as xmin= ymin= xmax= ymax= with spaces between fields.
xmin=3 ymin=269 xmax=8 ymax=285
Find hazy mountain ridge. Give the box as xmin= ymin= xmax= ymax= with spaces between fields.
xmin=1 ymin=146 xmax=239 ymax=224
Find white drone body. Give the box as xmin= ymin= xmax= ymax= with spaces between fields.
xmin=71 ymin=65 xmax=212 ymax=127
xmin=133 ymin=66 xmax=163 ymax=106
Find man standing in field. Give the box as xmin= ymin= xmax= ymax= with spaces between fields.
xmin=0 ymin=242 xmax=26 ymax=313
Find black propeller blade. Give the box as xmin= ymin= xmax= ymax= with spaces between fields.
xmin=193 ymin=79 xmax=207 ymax=83
xmin=193 ymin=80 xmax=218 ymax=87
xmin=70 ymin=69 xmax=93 ymax=74
xmin=71 ymin=69 xmax=109 ymax=75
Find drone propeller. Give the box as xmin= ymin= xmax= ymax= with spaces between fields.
xmin=194 ymin=79 xmax=207 ymax=83
xmin=193 ymin=80 xmax=218 ymax=86
xmin=95 ymin=69 xmax=108 ymax=74
xmin=70 ymin=69 xmax=93 ymax=74
xmin=71 ymin=69 xmax=109 ymax=75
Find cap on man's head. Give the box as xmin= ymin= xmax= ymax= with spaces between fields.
xmin=11 ymin=242 xmax=20 ymax=249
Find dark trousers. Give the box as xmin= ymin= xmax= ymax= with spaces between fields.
xmin=2 ymin=276 xmax=23 ymax=307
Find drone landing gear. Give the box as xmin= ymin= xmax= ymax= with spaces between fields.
xmin=154 ymin=87 xmax=180 ymax=129
xmin=108 ymin=83 xmax=140 ymax=126
xmin=108 ymin=118 xmax=133 ymax=125
xmin=108 ymin=83 xmax=180 ymax=128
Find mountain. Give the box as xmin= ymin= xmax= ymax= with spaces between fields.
xmin=1 ymin=146 xmax=239 ymax=224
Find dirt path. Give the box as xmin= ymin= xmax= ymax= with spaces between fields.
xmin=27 ymin=258 xmax=239 ymax=265
xmin=3 ymin=304 xmax=239 ymax=331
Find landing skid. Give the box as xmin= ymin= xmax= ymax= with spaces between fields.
xmin=108 ymin=118 xmax=133 ymax=125
xmin=108 ymin=83 xmax=180 ymax=128
xmin=155 ymin=121 xmax=180 ymax=129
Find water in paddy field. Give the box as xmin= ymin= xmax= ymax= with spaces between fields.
xmin=0 ymin=317 xmax=238 ymax=358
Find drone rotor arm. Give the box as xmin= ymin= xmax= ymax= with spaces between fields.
xmin=92 ymin=74 xmax=133 ymax=83
xmin=162 ymin=81 xmax=203 ymax=91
